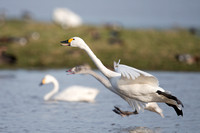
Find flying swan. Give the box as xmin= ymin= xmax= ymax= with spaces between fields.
xmin=40 ymin=74 xmax=99 ymax=102
xmin=60 ymin=37 xmax=184 ymax=116
xmin=67 ymin=64 xmax=164 ymax=117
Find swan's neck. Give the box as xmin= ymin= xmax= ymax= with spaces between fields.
xmin=44 ymin=80 xmax=59 ymax=101
xmin=84 ymin=70 xmax=125 ymax=100
xmin=83 ymin=45 xmax=120 ymax=79
xmin=86 ymin=70 xmax=112 ymax=89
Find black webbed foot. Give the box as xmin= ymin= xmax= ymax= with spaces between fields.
xmin=112 ymin=106 xmax=138 ymax=117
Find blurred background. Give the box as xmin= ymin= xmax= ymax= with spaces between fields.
xmin=1 ymin=0 xmax=200 ymax=28
xmin=0 ymin=0 xmax=200 ymax=70
xmin=1 ymin=1 xmax=200 ymax=133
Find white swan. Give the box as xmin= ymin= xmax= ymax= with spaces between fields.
xmin=40 ymin=74 xmax=99 ymax=102
xmin=67 ymin=64 xmax=164 ymax=117
xmin=53 ymin=8 xmax=82 ymax=29
xmin=60 ymin=37 xmax=183 ymax=116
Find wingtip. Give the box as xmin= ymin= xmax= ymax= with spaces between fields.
xmin=117 ymin=59 xmax=121 ymax=64
xmin=166 ymin=103 xmax=183 ymax=117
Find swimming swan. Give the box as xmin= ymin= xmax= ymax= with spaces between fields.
xmin=60 ymin=37 xmax=183 ymax=116
xmin=40 ymin=74 xmax=99 ymax=102
xmin=67 ymin=64 xmax=164 ymax=117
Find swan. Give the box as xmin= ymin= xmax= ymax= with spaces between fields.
xmin=67 ymin=64 xmax=164 ymax=117
xmin=40 ymin=74 xmax=99 ymax=102
xmin=53 ymin=8 xmax=82 ymax=29
xmin=60 ymin=37 xmax=184 ymax=116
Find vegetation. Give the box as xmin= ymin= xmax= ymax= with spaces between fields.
xmin=0 ymin=19 xmax=200 ymax=71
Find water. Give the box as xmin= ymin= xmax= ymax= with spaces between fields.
xmin=1 ymin=0 xmax=200 ymax=28
xmin=0 ymin=69 xmax=199 ymax=133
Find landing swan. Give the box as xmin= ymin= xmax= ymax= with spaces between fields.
xmin=40 ymin=74 xmax=99 ymax=102
xmin=60 ymin=37 xmax=183 ymax=116
xmin=67 ymin=64 xmax=164 ymax=117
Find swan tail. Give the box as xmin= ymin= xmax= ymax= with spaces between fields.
xmin=156 ymin=90 xmax=183 ymax=116
xmin=166 ymin=103 xmax=183 ymax=116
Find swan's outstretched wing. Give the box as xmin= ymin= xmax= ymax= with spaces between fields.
xmin=114 ymin=60 xmax=159 ymax=87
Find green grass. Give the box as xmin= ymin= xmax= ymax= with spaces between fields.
xmin=0 ymin=19 xmax=200 ymax=71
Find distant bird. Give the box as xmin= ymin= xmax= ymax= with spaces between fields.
xmin=67 ymin=64 xmax=164 ymax=117
xmin=0 ymin=32 xmax=40 ymax=46
xmin=40 ymin=74 xmax=99 ymax=102
xmin=60 ymin=37 xmax=184 ymax=116
xmin=0 ymin=46 xmax=17 ymax=65
xmin=52 ymin=8 xmax=82 ymax=29
xmin=175 ymin=54 xmax=200 ymax=65
xmin=0 ymin=36 xmax=28 ymax=46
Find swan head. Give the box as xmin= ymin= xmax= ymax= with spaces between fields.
xmin=60 ymin=37 xmax=87 ymax=49
xmin=67 ymin=64 xmax=91 ymax=74
xmin=40 ymin=74 xmax=56 ymax=85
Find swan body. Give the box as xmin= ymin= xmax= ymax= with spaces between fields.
xmin=68 ymin=65 xmax=164 ymax=117
xmin=60 ymin=37 xmax=183 ymax=116
xmin=53 ymin=8 xmax=82 ymax=29
xmin=40 ymin=74 xmax=99 ymax=102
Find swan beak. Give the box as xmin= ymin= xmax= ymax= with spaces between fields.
xmin=60 ymin=40 xmax=70 ymax=46
xmin=39 ymin=79 xmax=45 ymax=86
xmin=39 ymin=82 xmax=43 ymax=86
xmin=66 ymin=69 xmax=73 ymax=74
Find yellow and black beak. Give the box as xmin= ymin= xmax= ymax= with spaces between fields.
xmin=60 ymin=38 xmax=73 ymax=46
xmin=39 ymin=79 xmax=45 ymax=86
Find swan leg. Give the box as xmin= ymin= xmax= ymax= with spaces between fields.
xmin=112 ymin=106 xmax=138 ymax=117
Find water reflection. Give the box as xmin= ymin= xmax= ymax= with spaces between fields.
xmin=115 ymin=126 xmax=162 ymax=133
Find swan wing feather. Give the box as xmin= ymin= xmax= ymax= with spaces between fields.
xmin=114 ymin=62 xmax=159 ymax=86
xmin=125 ymin=97 xmax=146 ymax=112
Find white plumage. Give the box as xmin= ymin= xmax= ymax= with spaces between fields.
xmin=40 ymin=74 xmax=99 ymax=102
xmin=114 ymin=60 xmax=159 ymax=86
xmin=52 ymin=8 xmax=82 ymax=29
xmin=68 ymin=65 xmax=164 ymax=117
xmin=60 ymin=37 xmax=183 ymax=116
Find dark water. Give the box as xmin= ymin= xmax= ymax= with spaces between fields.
xmin=1 ymin=0 xmax=200 ymax=28
xmin=0 ymin=69 xmax=200 ymax=133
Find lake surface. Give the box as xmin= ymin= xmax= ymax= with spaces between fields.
xmin=0 ymin=69 xmax=200 ymax=133
xmin=1 ymin=0 xmax=200 ymax=28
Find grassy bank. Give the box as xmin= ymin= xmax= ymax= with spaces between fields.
xmin=0 ymin=19 xmax=200 ymax=71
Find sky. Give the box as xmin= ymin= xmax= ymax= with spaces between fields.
xmin=1 ymin=0 xmax=200 ymax=28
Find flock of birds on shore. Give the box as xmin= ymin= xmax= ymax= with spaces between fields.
xmin=40 ymin=36 xmax=184 ymax=118
xmin=0 ymin=32 xmax=40 ymax=65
